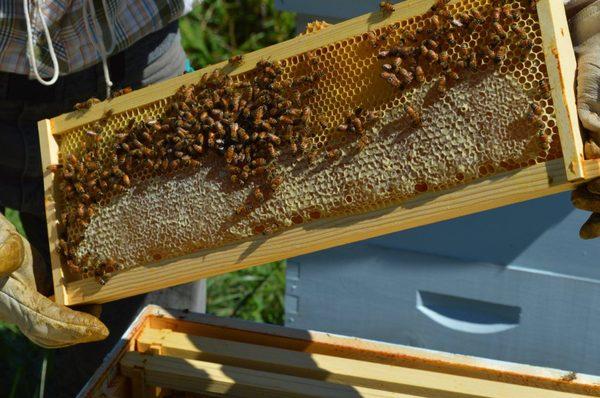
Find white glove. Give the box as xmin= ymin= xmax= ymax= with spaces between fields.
xmin=568 ymin=0 xmax=600 ymax=239
xmin=569 ymin=0 xmax=600 ymax=140
xmin=0 ymin=213 xmax=108 ymax=348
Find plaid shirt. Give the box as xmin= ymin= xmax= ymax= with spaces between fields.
xmin=0 ymin=1 xmax=199 ymax=77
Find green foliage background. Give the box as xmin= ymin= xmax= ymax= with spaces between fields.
xmin=180 ymin=0 xmax=296 ymax=69
xmin=0 ymin=1 xmax=295 ymax=396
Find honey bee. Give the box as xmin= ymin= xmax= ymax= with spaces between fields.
xmin=234 ymin=204 xmax=247 ymax=215
xmin=58 ymin=239 xmax=69 ymax=255
xmin=279 ymin=114 xmax=294 ymax=125
xmin=423 ymin=39 xmax=439 ymax=49
xmin=530 ymin=115 xmax=545 ymax=129
xmin=493 ymin=22 xmax=508 ymax=39
xmin=502 ymin=4 xmax=516 ymax=19
xmin=381 ymin=71 xmax=402 ymax=87
xmin=471 ymin=9 xmax=484 ymax=24
xmin=300 ymin=137 xmax=311 ymax=152
xmin=538 ymin=79 xmax=550 ymax=98
xmin=239 ymin=128 xmax=250 ymax=142
xmin=367 ymin=31 xmax=388 ymax=48
xmin=351 ymin=116 xmax=364 ymax=133
xmin=74 ymin=97 xmax=100 ymax=111
xmin=367 ymin=31 xmax=379 ymax=48
xmin=289 ymin=141 xmax=298 ymax=155
xmin=76 ymin=203 xmax=85 ymax=218
xmin=467 ymin=52 xmax=479 ymax=70
xmin=327 ymin=148 xmax=341 ymax=160
xmin=357 ymin=135 xmax=370 ymax=151
xmin=365 ymin=110 xmax=379 ymax=123
xmin=402 ymin=31 xmax=417 ymax=43
xmin=494 ymin=46 xmax=507 ymax=63
xmin=100 ymin=109 xmax=114 ymax=123
xmin=530 ymin=103 xmax=543 ymax=116
xmin=512 ymin=24 xmax=528 ymax=41
xmin=406 ymin=105 xmax=422 ymax=126
xmin=305 ymin=51 xmax=319 ymax=65
xmin=425 ymin=49 xmax=439 ymax=62
xmin=438 ymin=76 xmax=447 ymax=94
xmin=66 ymin=153 xmax=79 ymax=166
xmin=270 ymin=175 xmax=283 ymax=190
xmin=252 ymin=157 xmax=267 ymax=167
xmin=267 ymin=133 xmax=281 ymax=145
xmin=519 ymin=38 xmax=533 ymax=50
xmin=415 ymin=66 xmax=425 ymax=83
xmin=46 ymin=164 xmax=63 ymax=173
xmin=379 ymin=1 xmax=395 ymax=14
xmin=225 ymin=145 xmax=235 ymax=163
xmin=492 ymin=7 xmax=501 ymax=22
xmin=228 ymin=54 xmax=243 ymax=65
xmin=301 ymin=88 xmax=317 ymax=100
xmin=120 ymin=142 xmax=131 ymax=152
xmin=254 ymin=187 xmax=264 ymax=202
xmin=490 ymin=34 xmax=502 ymax=48
xmin=74 ymin=182 xmax=85 ymax=194
xmin=446 ymin=69 xmax=459 ymax=81
xmin=429 ymin=15 xmax=441 ymax=31
xmin=122 ymin=174 xmax=131 ymax=187
xmin=460 ymin=43 xmax=470 ymax=56
xmin=446 ymin=31 xmax=456 ymax=46
xmin=160 ymin=159 xmax=169 ymax=171
xmin=456 ymin=12 xmax=473 ymax=28
xmin=398 ymin=67 xmax=414 ymax=84
xmin=439 ymin=51 xmax=449 ymax=67
xmin=481 ymin=45 xmax=495 ymax=60
xmin=96 ymin=276 xmax=108 ymax=286
xmin=109 ymin=87 xmax=132 ymax=99
xmin=267 ymin=143 xmax=278 ymax=158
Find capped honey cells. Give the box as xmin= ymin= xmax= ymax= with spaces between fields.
xmin=51 ymin=0 xmax=560 ymax=284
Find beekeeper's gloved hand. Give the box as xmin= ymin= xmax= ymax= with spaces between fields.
xmin=565 ymin=0 xmax=600 ymax=238
xmin=0 ymin=213 xmax=108 ymax=348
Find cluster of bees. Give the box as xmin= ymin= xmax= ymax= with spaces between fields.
xmin=375 ymin=0 xmax=548 ymax=131
xmin=51 ymin=59 xmax=320 ymax=283
xmin=53 ymin=0 xmax=552 ymax=284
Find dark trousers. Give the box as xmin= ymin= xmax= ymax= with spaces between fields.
xmin=0 ymin=22 xmax=189 ymax=397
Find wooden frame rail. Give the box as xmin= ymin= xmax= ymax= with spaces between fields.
xmin=78 ymin=306 xmax=600 ymax=398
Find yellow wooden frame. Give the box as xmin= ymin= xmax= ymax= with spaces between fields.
xmin=38 ymin=0 xmax=600 ymax=306
xmin=79 ymin=305 xmax=600 ymax=398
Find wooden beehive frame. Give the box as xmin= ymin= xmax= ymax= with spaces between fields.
xmin=39 ymin=0 xmax=600 ymax=306
xmin=79 ymin=305 xmax=600 ymax=397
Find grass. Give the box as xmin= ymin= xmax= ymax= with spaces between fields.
xmin=0 ymin=1 xmax=295 ymax=396
xmin=207 ymin=261 xmax=286 ymax=325
xmin=5 ymin=208 xmax=25 ymax=236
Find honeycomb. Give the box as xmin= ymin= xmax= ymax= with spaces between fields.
xmin=302 ymin=20 xmax=332 ymax=35
xmin=54 ymin=0 xmax=560 ymax=282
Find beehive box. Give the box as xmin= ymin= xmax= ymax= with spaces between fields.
xmin=39 ymin=0 xmax=600 ymax=306
xmin=78 ymin=305 xmax=600 ymax=398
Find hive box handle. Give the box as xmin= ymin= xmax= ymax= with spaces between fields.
xmin=416 ymin=290 xmax=521 ymax=334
